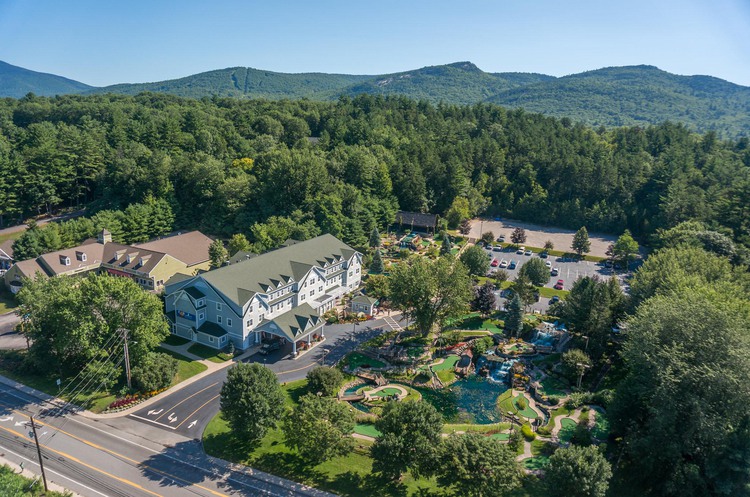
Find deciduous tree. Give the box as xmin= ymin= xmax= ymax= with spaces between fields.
xmin=471 ymin=282 xmax=497 ymax=317
xmin=518 ymin=257 xmax=549 ymax=286
xmin=220 ymin=363 xmax=285 ymax=441
xmin=510 ymin=227 xmax=526 ymax=247
xmin=306 ymin=366 xmax=343 ymax=397
xmin=572 ymin=226 xmax=591 ymax=257
xmin=460 ymin=244 xmax=490 ymax=276
xmin=208 ymin=239 xmax=228 ymax=268
xmin=283 ymin=394 xmax=354 ymax=464
xmin=545 ymin=445 xmax=612 ymax=497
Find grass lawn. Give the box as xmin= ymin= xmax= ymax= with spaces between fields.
xmin=436 ymin=369 xmax=456 ymax=384
xmin=431 ymin=355 xmax=460 ymax=371
xmin=497 ymin=390 xmax=538 ymax=420
xmin=490 ymin=432 xmax=510 ymax=441
xmin=537 ymin=287 xmax=570 ymax=299
xmin=354 ymin=423 xmax=381 ymax=438
xmin=0 ymin=230 xmax=22 ymax=246
xmin=0 ymin=290 xmax=18 ymax=314
xmin=442 ymin=422 xmax=510 ymax=434
xmin=344 ymin=352 xmax=385 ymax=370
xmin=203 ymin=415 xmax=441 ymax=496
xmin=187 ymin=343 xmax=232 ymax=362
xmin=163 ymin=335 xmax=191 ymax=346
xmin=559 ymin=418 xmax=577 ymax=442
xmin=156 ymin=347 xmax=208 ymax=386
xmin=540 ymin=376 xmax=569 ymax=396
xmin=591 ymin=408 xmax=610 ymax=440
xmin=446 ymin=314 xmax=502 ymax=333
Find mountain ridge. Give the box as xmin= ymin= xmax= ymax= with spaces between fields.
xmin=1 ymin=59 xmax=748 ymax=137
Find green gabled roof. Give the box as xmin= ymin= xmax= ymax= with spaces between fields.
xmin=352 ymin=295 xmax=378 ymax=306
xmin=200 ymin=234 xmax=360 ymax=307
xmin=258 ymin=303 xmax=323 ymax=341
xmin=197 ymin=321 xmax=228 ymax=338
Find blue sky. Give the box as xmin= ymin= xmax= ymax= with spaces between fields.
xmin=1 ymin=0 xmax=749 ymax=87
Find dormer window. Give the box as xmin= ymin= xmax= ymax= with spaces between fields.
xmin=60 ymin=255 xmax=71 ymax=266
xmin=75 ymin=251 xmax=87 ymax=262
xmin=126 ymin=255 xmax=132 ymax=264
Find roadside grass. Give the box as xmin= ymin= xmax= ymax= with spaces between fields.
xmin=537 ymin=287 xmax=569 ymax=299
xmin=163 ymin=335 xmax=191 ymax=346
xmin=187 ymin=343 xmax=232 ymax=362
xmin=0 ymin=230 xmax=23 ymax=246
xmin=0 ymin=464 xmax=71 ymax=497
xmin=156 ymin=347 xmax=208 ymax=386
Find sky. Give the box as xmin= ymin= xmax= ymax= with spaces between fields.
xmin=1 ymin=0 xmax=749 ymax=87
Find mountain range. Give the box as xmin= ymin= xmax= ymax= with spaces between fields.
xmin=2 ymin=60 xmax=749 ymax=137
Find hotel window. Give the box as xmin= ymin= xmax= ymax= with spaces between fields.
xmin=247 ymin=319 xmax=253 ymax=327
xmin=217 ymin=316 xmax=222 ymax=324
xmin=199 ymin=312 xmax=205 ymax=320
xmin=197 ymin=299 xmax=204 ymax=307
xmin=309 ymin=291 xmax=314 ymax=298
xmin=227 ymin=318 xmax=232 ymax=327
xmin=319 ymin=286 xmax=323 ymax=292
xmin=260 ymin=314 xmax=265 ymax=321
xmin=216 ymin=302 xmax=222 ymax=311
xmin=210 ymin=336 xmax=214 ymax=343
xmin=249 ymin=306 xmax=253 ymax=313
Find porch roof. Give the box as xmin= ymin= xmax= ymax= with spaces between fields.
xmin=255 ymin=303 xmax=323 ymax=342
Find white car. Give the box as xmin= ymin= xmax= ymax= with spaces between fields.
xmin=545 ymin=261 xmax=552 ymax=268
xmin=551 ymin=267 xmax=560 ymax=276
xmin=516 ymin=246 xmax=525 ymax=255
xmin=500 ymin=259 xmax=509 ymax=268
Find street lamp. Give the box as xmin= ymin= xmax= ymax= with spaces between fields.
xmin=581 ymin=335 xmax=590 ymax=354
xmin=576 ymin=362 xmax=591 ymax=389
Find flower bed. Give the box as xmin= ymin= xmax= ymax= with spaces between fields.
xmin=103 ymin=387 xmax=168 ymax=413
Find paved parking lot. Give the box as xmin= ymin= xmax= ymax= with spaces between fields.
xmin=470 ymin=218 xmax=616 ymax=258
xmin=483 ymin=244 xmax=630 ymax=313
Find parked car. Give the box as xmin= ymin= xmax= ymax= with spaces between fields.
xmin=496 ymin=235 xmax=505 ymax=242
xmin=550 ymin=295 xmax=560 ymax=304
xmin=493 ymin=246 xmax=503 ymax=252
xmin=554 ymin=279 xmax=564 ymax=290
xmin=545 ymin=261 xmax=552 ymax=268
xmin=509 ymin=260 xmax=517 ymax=269
xmin=259 ymin=341 xmax=281 ymax=355
xmin=524 ymin=249 xmax=533 ymax=256
xmin=500 ymin=259 xmax=509 ymax=268
xmin=516 ymin=246 xmax=525 ymax=255
xmin=491 ymin=259 xmax=499 ymax=267
xmin=551 ymin=267 xmax=560 ymax=276
xmin=540 ymin=252 xmax=548 ymax=259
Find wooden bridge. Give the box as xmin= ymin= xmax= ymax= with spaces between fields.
xmin=356 ymin=371 xmax=387 ymax=386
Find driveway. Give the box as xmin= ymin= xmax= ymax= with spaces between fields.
xmin=126 ymin=314 xmax=407 ymax=439
xmin=0 ymin=312 xmax=22 ymax=350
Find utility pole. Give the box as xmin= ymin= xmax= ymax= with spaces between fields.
xmin=119 ymin=328 xmax=131 ymax=389
xmin=29 ymin=416 xmax=48 ymax=492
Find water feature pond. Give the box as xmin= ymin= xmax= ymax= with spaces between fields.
xmin=417 ymin=375 xmax=509 ymax=424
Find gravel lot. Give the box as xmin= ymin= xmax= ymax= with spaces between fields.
xmin=469 ymin=218 xmax=617 ymax=258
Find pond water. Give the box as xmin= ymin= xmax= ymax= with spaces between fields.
xmin=417 ymin=375 xmax=509 ymax=424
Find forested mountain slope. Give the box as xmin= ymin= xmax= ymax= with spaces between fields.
xmin=2 ymin=60 xmax=749 ymax=137
xmin=488 ymin=65 xmax=750 ymax=137
xmin=0 ymin=60 xmax=92 ymax=98
xmin=1 ymin=93 xmax=749 ymax=257
xmin=90 ymin=67 xmax=371 ymax=99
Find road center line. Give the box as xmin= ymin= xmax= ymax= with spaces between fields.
xmin=175 ymin=394 xmax=220 ymax=429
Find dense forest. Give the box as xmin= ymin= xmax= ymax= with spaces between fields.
xmin=1 ymin=92 xmax=749 ymax=261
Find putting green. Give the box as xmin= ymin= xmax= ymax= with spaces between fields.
xmin=513 ymin=395 xmax=539 ymax=419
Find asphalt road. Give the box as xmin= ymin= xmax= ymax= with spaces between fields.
xmin=0 ymin=384 xmax=331 ymax=497
xmin=128 ymin=314 xmax=407 ymax=438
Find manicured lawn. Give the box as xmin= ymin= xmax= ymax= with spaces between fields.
xmin=354 ymin=423 xmax=382 ymax=438
xmin=371 ymin=387 xmax=402 ymax=397
xmin=442 ymin=422 xmax=510 ymax=434
xmin=436 ymin=370 xmax=457 ymax=384
xmin=591 ymin=408 xmax=610 ymax=440
xmin=431 ymin=355 xmax=460 ymax=371
xmin=345 ymin=352 xmax=385 ymax=370
xmin=446 ymin=314 xmax=502 ymax=333
xmin=497 ymin=390 xmax=538 ymax=420
xmin=489 ymin=432 xmax=510 ymax=441
xmin=163 ymin=335 xmax=191 ymax=346
xmin=187 ymin=343 xmax=232 ymax=362
xmin=559 ymin=418 xmax=577 ymax=442
xmin=155 ymin=347 xmax=208 ymax=386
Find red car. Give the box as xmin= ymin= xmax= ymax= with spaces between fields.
xmin=491 ymin=259 xmax=499 ymax=267
xmin=554 ymin=279 xmax=564 ymax=290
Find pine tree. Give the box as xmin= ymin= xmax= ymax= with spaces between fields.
xmin=572 ymin=226 xmax=591 ymax=257
xmin=209 ymin=239 xmax=228 ymax=268
xmin=369 ymin=249 xmax=384 ymax=274
xmin=440 ymin=235 xmax=453 ymax=256
xmin=369 ymin=226 xmax=381 ymax=248
xmin=505 ymin=293 xmax=524 ymax=338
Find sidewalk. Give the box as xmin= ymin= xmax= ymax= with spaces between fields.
xmin=0 ymin=345 xmax=260 ymax=420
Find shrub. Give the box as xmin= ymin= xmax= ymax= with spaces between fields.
xmin=540 ymin=441 xmax=558 ymax=456
xmin=521 ymin=423 xmax=536 ymax=441
xmin=537 ymin=425 xmax=553 ymax=437
xmin=508 ymin=429 xmax=524 ymax=451
xmin=546 ymin=395 xmax=561 ymax=406
xmin=516 ymin=396 xmax=528 ymax=410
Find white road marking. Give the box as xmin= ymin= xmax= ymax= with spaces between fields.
xmin=188 ymin=420 xmax=197 ymax=429
xmin=147 ymin=408 xmax=163 ymax=416
xmin=0 ymin=416 xmax=13 ymax=422
xmin=128 ymin=413 xmax=177 ymax=430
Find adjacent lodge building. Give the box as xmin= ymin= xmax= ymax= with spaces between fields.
xmin=4 ymin=229 xmax=213 ymax=293
xmin=164 ymin=234 xmax=362 ymax=354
